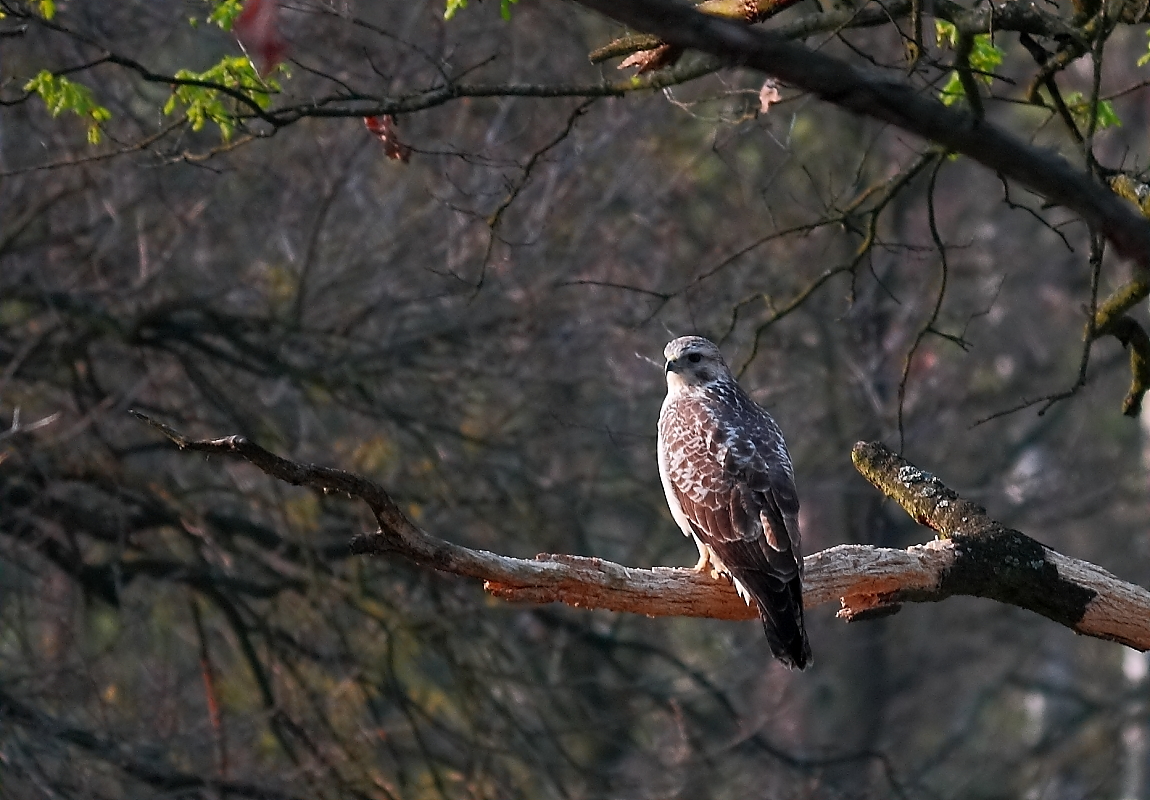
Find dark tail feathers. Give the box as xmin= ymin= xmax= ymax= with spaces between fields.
xmin=756 ymin=576 xmax=811 ymax=670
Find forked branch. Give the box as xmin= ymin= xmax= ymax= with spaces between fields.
xmin=131 ymin=412 xmax=1150 ymax=651
xmin=570 ymin=0 xmax=1150 ymax=271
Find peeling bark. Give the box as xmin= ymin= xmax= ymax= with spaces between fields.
xmin=132 ymin=412 xmax=1150 ymax=652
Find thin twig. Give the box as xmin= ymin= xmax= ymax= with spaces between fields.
xmin=972 ymin=231 xmax=1105 ymax=425
xmin=897 ymin=156 xmax=947 ymax=452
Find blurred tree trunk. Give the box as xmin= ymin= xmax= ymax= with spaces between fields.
xmin=1121 ymin=405 xmax=1150 ymax=800
xmin=1121 ymin=646 xmax=1148 ymax=800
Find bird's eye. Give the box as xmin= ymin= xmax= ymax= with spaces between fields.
xmin=687 ymin=353 xmax=702 ymax=363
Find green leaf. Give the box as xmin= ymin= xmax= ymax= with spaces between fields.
xmin=1063 ymin=91 xmax=1122 ymax=130
xmin=934 ymin=26 xmax=1003 ymax=105
xmin=445 ymin=0 xmax=517 ymax=19
xmin=37 ymin=0 xmax=55 ymax=19
xmin=163 ymin=56 xmax=281 ymax=140
xmin=969 ymin=36 xmax=1003 ymax=81
xmin=208 ymin=0 xmax=244 ymax=30
xmin=938 ymin=72 xmax=964 ymax=106
xmin=23 ymin=71 xmax=111 ymax=144
xmin=934 ymin=20 xmax=957 ymax=48
xmin=1095 ymin=99 xmax=1121 ymax=128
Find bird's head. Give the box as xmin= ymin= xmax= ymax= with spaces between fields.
xmin=663 ymin=336 xmax=730 ymax=390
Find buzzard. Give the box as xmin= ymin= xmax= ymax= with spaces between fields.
xmin=657 ymin=336 xmax=811 ymax=669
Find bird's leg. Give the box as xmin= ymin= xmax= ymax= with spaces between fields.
xmin=689 ymin=537 xmax=726 ymax=580
xmin=691 ymin=538 xmax=714 ymax=575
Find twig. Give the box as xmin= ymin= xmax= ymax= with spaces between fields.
xmin=568 ymin=0 xmax=1150 ymax=270
xmin=975 ymin=238 xmax=1106 ymax=425
xmin=897 ymin=156 xmax=947 ymax=451
xmin=0 ymin=407 xmax=62 ymax=443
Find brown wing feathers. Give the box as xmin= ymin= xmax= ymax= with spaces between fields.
xmin=672 ymin=478 xmax=811 ymax=670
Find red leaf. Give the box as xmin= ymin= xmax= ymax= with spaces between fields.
xmin=618 ymin=44 xmax=683 ymax=74
xmin=364 ymin=115 xmax=412 ymax=162
xmin=759 ymin=79 xmax=781 ymax=114
xmin=234 ymin=0 xmax=287 ymax=76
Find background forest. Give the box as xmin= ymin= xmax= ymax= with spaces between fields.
xmin=4 ymin=0 xmax=1150 ymax=797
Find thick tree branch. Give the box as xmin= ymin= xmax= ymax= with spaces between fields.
xmin=1088 ymin=183 xmax=1150 ymax=414
xmin=567 ymin=0 xmax=1150 ymax=272
xmin=1097 ymin=315 xmax=1150 ymax=415
xmin=851 ymin=441 xmax=1150 ymax=647
xmin=131 ymin=412 xmax=1150 ymax=651
xmin=590 ymin=0 xmax=803 ymax=69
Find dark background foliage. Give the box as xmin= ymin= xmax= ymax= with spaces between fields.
xmin=3 ymin=0 xmax=1150 ymax=796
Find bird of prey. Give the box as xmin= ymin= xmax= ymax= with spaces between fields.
xmin=657 ymin=336 xmax=811 ymax=669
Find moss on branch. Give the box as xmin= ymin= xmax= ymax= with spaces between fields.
xmin=1109 ymin=174 xmax=1150 ymax=218
xmin=1096 ymin=316 xmax=1150 ymax=416
xmin=850 ymin=442 xmax=994 ymax=538
xmin=851 ymin=441 xmax=1100 ymax=631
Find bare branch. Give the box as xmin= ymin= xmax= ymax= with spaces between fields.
xmin=591 ymin=0 xmax=804 ymax=68
xmin=1098 ymin=315 xmax=1150 ymax=415
xmin=132 ymin=412 xmax=1150 ymax=652
xmin=897 ymin=157 xmax=948 ymax=451
xmin=567 ymin=0 xmax=1150 ymax=272
xmin=850 ymin=441 xmax=1150 ymax=648
xmin=0 ymin=407 xmax=61 ymax=443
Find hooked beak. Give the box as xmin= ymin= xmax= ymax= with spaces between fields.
xmin=665 ymin=359 xmax=676 ymax=374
